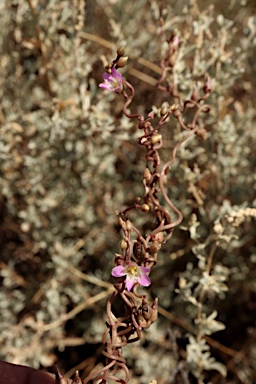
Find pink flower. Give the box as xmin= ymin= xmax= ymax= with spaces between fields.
xmin=172 ymin=35 xmax=179 ymax=48
xmin=112 ymin=262 xmax=151 ymax=291
xmin=99 ymin=67 xmax=123 ymax=93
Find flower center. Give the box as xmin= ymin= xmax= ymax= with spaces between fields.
xmin=110 ymin=79 xmax=120 ymax=90
xmin=127 ymin=265 xmax=138 ymax=276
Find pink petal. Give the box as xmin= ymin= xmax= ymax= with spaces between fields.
xmin=140 ymin=266 xmax=151 ymax=273
xmin=111 ymin=67 xmax=123 ymax=82
xmin=102 ymin=72 xmax=111 ymax=81
xmin=99 ymin=83 xmax=109 ymax=90
xmin=112 ymin=265 xmax=125 ymax=277
xmin=138 ymin=274 xmax=151 ymax=287
xmin=125 ymin=276 xmax=135 ymax=291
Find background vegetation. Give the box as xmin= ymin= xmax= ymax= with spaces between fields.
xmin=0 ymin=0 xmax=256 ymax=383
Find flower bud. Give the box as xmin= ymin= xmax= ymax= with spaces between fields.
xmin=117 ymin=46 xmax=125 ymax=56
xmin=116 ymin=56 xmax=128 ymax=68
xmin=119 ymin=217 xmax=126 ymax=229
xmin=120 ymin=239 xmax=128 ymax=250
xmin=126 ymin=220 xmax=133 ymax=232
xmin=141 ymin=204 xmax=150 ymax=212
xmin=160 ymin=105 xmax=168 ymax=116
xmin=170 ymin=104 xmax=179 ymax=111
xmin=161 ymin=174 xmax=168 ymax=184
xmin=144 ymin=168 xmax=152 ymax=181
xmin=170 ymin=104 xmax=180 ymax=118
xmin=151 ymin=133 xmax=162 ymax=145
xmin=213 ymin=223 xmax=223 ymax=234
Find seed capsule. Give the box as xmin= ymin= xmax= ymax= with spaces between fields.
xmin=133 ymin=241 xmax=145 ymax=261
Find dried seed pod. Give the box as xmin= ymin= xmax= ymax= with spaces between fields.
xmin=141 ymin=303 xmax=152 ymax=320
xmin=145 ymin=196 xmax=154 ymax=211
xmin=140 ymin=298 xmax=158 ymax=327
xmin=133 ymin=241 xmax=145 ymax=261
xmin=137 ymin=311 xmax=146 ymax=327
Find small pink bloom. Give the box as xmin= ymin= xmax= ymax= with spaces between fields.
xmin=112 ymin=262 xmax=151 ymax=291
xmin=99 ymin=67 xmax=123 ymax=93
xmin=172 ymin=35 xmax=179 ymax=48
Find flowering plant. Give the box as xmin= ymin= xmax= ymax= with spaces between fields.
xmin=112 ymin=262 xmax=151 ymax=291
xmin=99 ymin=67 xmax=123 ymax=93
xmin=59 ymin=32 xmax=215 ymax=381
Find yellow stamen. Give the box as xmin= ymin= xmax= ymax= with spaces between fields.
xmin=127 ymin=265 xmax=138 ymax=276
xmin=110 ymin=79 xmax=120 ymax=90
